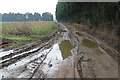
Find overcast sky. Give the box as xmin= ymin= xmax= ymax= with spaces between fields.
xmin=0 ymin=0 xmax=58 ymax=18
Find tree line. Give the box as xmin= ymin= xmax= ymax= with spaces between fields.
xmin=56 ymin=2 xmax=120 ymax=35
xmin=1 ymin=12 xmax=53 ymax=22
xmin=56 ymin=2 xmax=120 ymax=52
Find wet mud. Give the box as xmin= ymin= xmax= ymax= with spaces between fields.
xmin=0 ymin=23 xmax=119 ymax=79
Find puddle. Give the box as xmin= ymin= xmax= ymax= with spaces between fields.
xmin=40 ymin=44 xmax=63 ymax=75
xmin=0 ymin=49 xmax=4 ymax=52
xmin=44 ymin=44 xmax=63 ymax=63
xmin=41 ymin=41 xmax=75 ymax=76
xmin=59 ymin=40 xmax=75 ymax=59
xmin=75 ymin=32 xmax=84 ymax=36
xmin=0 ymin=40 xmax=75 ymax=78
xmin=59 ymin=30 xmax=67 ymax=32
xmin=0 ymin=50 xmax=14 ymax=57
xmin=82 ymin=39 xmax=98 ymax=48
xmin=0 ymin=48 xmax=52 ymax=79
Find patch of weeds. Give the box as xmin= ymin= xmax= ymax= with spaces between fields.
xmin=7 ymin=41 xmax=22 ymax=48
xmin=10 ymin=42 xmax=20 ymax=48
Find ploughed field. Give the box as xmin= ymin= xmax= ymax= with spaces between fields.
xmin=0 ymin=21 xmax=57 ymax=49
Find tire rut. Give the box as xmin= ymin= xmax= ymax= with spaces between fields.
xmin=0 ymin=29 xmax=59 ymax=69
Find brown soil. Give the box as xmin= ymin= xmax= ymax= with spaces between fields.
xmin=0 ymin=23 xmax=119 ymax=79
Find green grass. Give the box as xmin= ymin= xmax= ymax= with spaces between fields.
xmin=82 ymin=39 xmax=98 ymax=48
xmin=0 ymin=35 xmax=34 ymax=40
xmin=9 ymin=41 xmax=22 ymax=48
xmin=59 ymin=40 xmax=75 ymax=59
xmin=0 ymin=22 xmax=12 ymax=26
xmin=1 ymin=21 xmax=57 ymax=48
xmin=7 ymin=40 xmax=26 ymax=48
xmin=31 ymin=34 xmax=49 ymax=38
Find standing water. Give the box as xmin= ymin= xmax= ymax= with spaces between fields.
xmin=59 ymin=40 xmax=75 ymax=59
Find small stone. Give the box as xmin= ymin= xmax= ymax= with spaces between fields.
xmin=48 ymin=64 xmax=52 ymax=67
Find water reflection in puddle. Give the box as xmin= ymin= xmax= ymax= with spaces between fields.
xmin=0 ymin=50 xmax=14 ymax=57
xmin=41 ymin=44 xmax=63 ymax=75
xmin=82 ymin=39 xmax=98 ymax=48
xmin=44 ymin=44 xmax=63 ymax=63
xmin=44 ymin=40 xmax=75 ymax=64
xmin=44 ymin=28 xmax=74 ymax=60
xmin=41 ymin=40 xmax=75 ymax=75
xmin=59 ymin=40 xmax=75 ymax=59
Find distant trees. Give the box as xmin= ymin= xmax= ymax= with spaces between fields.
xmin=42 ymin=12 xmax=53 ymax=21
xmin=1 ymin=12 xmax=53 ymax=22
xmin=56 ymin=2 xmax=119 ymax=28
xmin=34 ymin=12 xmax=42 ymax=21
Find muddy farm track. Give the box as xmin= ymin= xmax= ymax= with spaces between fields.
xmin=0 ymin=23 xmax=119 ymax=79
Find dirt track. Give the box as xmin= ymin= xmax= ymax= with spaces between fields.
xmin=0 ymin=23 xmax=119 ymax=79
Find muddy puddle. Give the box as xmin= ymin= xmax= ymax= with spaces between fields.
xmin=82 ymin=39 xmax=98 ymax=48
xmin=59 ymin=40 xmax=75 ymax=59
xmin=0 ymin=50 xmax=14 ymax=57
xmin=43 ymin=40 xmax=75 ymax=60
xmin=82 ymin=39 xmax=103 ymax=55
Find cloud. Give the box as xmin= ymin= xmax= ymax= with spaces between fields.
xmin=0 ymin=0 xmax=58 ymax=15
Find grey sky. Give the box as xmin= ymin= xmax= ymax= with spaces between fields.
xmin=0 ymin=0 xmax=58 ymax=19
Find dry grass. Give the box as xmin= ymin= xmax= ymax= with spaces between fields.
xmin=2 ymin=21 xmax=56 ymax=37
